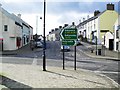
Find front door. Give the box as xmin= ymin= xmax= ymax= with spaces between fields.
xmin=109 ymin=39 xmax=114 ymax=50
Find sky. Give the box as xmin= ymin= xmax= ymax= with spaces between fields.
xmin=0 ymin=0 xmax=119 ymax=35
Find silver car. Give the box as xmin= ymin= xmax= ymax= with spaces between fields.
xmin=61 ymin=45 xmax=70 ymax=51
xmin=36 ymin=41 xmax=43 ymax=48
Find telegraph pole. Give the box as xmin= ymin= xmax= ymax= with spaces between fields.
xmin=43 ymin=0 xmax=46 ymax=71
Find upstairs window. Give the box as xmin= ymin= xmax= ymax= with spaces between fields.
xmin=116 ymin=30 xmax=119 ymax=38
xmin=4 ymin=25 xmax=8 ymax=31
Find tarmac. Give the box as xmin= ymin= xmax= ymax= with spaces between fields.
xmin=1 ymin=41 xmax=120 ymax=61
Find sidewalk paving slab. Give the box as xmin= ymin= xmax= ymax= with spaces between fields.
xmin=79 ymin=42 xmax=120 ymax=61
xmin=1 ymin=62 xmax=120 ymax=88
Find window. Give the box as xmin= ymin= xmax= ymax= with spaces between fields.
xmin=4 ymin=25 xmax=8 ymax=31
xmin=116 ymin=30 xmax=119 ymax=38
xmin=116 ymin=42 xmax=119 ymax=50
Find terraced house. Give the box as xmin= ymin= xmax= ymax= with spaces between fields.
xmin=77 ymin=3 xmax=118 ymax=50
xmin=0 ymin=4 xmax=33 ymax=51
xmin=114 ymin=15 xmax=120 ymax=52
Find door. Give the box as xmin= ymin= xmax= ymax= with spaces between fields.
xmin=109 ymin=39 xmax=114 ymax=50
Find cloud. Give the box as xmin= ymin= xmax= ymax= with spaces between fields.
xmin=1 ymin=2 xmax=43 ymax=14
xmin=2 ymin=0 xmax=119 ymax=2
xmin=1 ymin=1 xmax=119 ymax=35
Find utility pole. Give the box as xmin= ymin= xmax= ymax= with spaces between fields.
xmin=43 ymin=0 xmax=46 ymax=71
xmin=36 ymin=16 xmax=38 ymax=34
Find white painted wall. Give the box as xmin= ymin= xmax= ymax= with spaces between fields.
xmin=0 ymin=6 xmax=2 ymax=39
xmin=114 ymin=18 xmax=118 ymax=51
xmin=2 ymin=11 xmax=17 ymax=50
xmin=0 ymin=6 xmax=33 ymax=50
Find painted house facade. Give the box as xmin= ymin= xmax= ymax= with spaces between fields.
xmin=0 ymin=5 xmax=33 ymax=51
xmin=77 ymin=4 xmax=118 ymax=50
xmin=114 ymin=15 xmax=120 ymax=51
xmin=47 ymin=27 xmax=62 ymax=41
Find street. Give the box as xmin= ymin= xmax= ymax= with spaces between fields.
xmin=1 ymin=41 xmax=120 ymax=85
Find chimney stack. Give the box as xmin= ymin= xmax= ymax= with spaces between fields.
xmin=83 ymin=18 xmax=85 ymax=21
xmin=94 ymin=10 xmax=100 ymax=16
xmin=55 ymin=28 xmax=58 ymax=31
xmin=51 ymin=29 xmax=54 ymax=32
xmin=87 ymin=15 xmax=89 ymax=19
xmin=59 ymin=26 xmax=62 ymax=29
xmin=64 ymin=24 xmax=68 ymax=27
xmin=72 ymin=22 xmax=75 ymax=25
xmin=79 ymin=20 xmax=81 ymax=23
xmin=18 ymin=14 xmax=21 ymax=18
xmin=107 ymin=3 xmax=114 ymax=10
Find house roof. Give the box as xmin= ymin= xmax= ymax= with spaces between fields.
xmin=76 ymin=10 xmax=106 ymax=28
xmin=0 ymin=6 xmax=33 ymax=29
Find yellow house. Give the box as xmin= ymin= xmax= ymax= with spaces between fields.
xmin=99 ymin=10 xmax=118 ymax=43
xmin=77 ymin=3 xmax=118 ymax=49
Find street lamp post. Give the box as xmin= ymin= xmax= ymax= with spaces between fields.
xmin=43 ymin=0 xmax=46 ymax=71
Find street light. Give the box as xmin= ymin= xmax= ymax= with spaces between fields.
xmin=43 ymin=0 xmax=46 ymax=71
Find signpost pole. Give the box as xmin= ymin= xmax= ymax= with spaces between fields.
xmin=63 ymin=46 xmax=65 ymax=70
xmin=74 ymin=46 xmax=76 ymax=70
xmin=43 ymin=0 xmax=46 ymax=71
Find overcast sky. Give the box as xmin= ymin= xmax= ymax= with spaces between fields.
xmin=0 ymin=0 xmax=119 ymax=35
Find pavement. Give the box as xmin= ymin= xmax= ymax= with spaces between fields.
xmin=79 ymin=42 xmax=120 ymax=61
xmin=0 ymin=41 xmax=120 ymax=88
xmin=0 ymin=58 xmax=120 ymax=88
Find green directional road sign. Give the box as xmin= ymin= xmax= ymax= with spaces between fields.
xmin=62 ymin=40 xmax=76 ymax=46
xmin=60 ymin=28 xmax=77 ymax=40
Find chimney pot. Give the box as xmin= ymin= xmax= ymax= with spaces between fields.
xmin=94 ymin=10 xmax=100 ymax=16
xmin=59 ymin=26 xmax=62 ymax=29
xmin=64 ymin=24 xmax=68 ymax=27
xmin=18 ymin=14 xmax=21 ymax=18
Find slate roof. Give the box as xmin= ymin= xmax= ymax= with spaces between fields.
xmin=0 ymin=6 xmax=33 ymax=28
xmin=76 ymin=10 xmax=106 ymax=28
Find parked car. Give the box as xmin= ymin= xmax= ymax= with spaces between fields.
xmin=61 ymin=45 xmax=70 ymax=51
xmin=36 ymin=41 xmax=43 ymax=48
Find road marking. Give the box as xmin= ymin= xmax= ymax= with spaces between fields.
xmin=94 ymin=71 xmax=119 ymax=74
xmin=32 ymin=55 xmax=38 ymax=65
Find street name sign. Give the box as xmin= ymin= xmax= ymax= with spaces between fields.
xmin=62 ymin=40 xmax=76 ymax=46
xmin=60 ymin=28 xmax=77 ymax=40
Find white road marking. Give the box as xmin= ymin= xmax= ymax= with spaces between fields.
xmin=94 ymin=70 xmax=119 ymax=74
xmin=32 ymin=55 xmax=38 ymax=65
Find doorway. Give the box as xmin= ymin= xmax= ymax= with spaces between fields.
xmin=109 ymin=39 xmax=114 ymax=50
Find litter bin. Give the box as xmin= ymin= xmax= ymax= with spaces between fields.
xmin=98 ymin=49 xmax=101 ymax=55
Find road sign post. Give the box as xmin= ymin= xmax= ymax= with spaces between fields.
xmin=60 ymin=25 xmax=78 ymax=70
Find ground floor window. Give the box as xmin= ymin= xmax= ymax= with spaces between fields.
xmin=116 ymin=42 xmax=119 ymax=50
